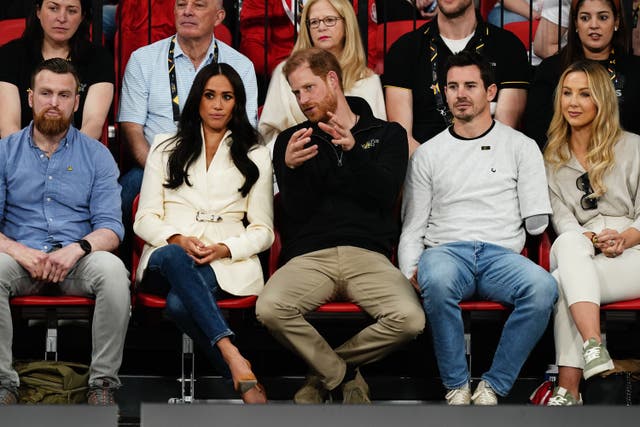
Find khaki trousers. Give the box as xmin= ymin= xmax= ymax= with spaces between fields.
xmin=256 ymin=246 xmax=425 ymax=390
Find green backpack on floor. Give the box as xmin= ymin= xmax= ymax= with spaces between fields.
xmin=14 ymin=360 xmax=90 ymax=404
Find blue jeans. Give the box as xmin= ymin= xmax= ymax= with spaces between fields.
xmin=146 ymin=245 xmax=233 ymax=378
xmin=102 ymin=4 xmax=117 ymax=41
xmin=120 ymin=167 xmax=144 ymax=230
xmin=417 ymin=241 xmax=557 ymax=396
xmin=488 ymin=5 xmax=528 ymax=27
xmin=119 ymin=167 xmax=144 ymax=268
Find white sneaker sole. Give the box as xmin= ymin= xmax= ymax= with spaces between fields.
xmin=583 ymin=359 xmax=614 ymax=380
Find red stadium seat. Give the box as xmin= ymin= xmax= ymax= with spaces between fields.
xmin=504 ymin=19 xmax=541 ymax=49
xmin=373 ymin=19 xmax=430 ymax=75
xmin=0 ymin=18 xmax=26 ymax=46
xmin=479 ymin=0 xmax=498 ymax=21
xmin=10 ymin=296 xmax=95 ymax=361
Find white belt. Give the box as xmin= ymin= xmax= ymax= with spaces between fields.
xmin=195 ymin=211 xmax=223 ymax=222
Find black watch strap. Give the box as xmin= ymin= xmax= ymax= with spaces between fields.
xmin=76 ymin=239 xmax=92 ymax=256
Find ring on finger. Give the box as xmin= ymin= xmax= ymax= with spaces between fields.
xmin=609 ymin=240 xmax=615 ymax=246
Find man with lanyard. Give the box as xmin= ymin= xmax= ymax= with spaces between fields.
xmin=0 ymin=58 xmax=129 ymax=405
xmin=384 ymin=0 xmax=531 ymax=155
xmin=118 ymin=0 xmax=258 ymax=261
xmin=398 ymin=51 xmax=556 ymax=405
xmin=256 ymin=47 xmax=425 ymax=404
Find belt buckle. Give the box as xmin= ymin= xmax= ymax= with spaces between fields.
xmin=196 ymin=211 xmax=222 ymax=222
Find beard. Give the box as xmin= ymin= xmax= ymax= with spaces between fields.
xmin=439 ymin=0 xmax=473 ymax=20
xmin=33 ymin=107 xmax=72 ymax=136
xmin=451 ymin=98 xmax=486 ymax=123
xmin=302 ymin=90 xmax=338 ymax=123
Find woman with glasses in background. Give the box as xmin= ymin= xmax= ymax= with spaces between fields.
xmin=258 ymin=0 xmax=386 ymax=151
xmin=544 ymin=60 xmax=640 ymax=406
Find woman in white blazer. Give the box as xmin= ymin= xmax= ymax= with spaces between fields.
xmin=134 ymin=63 xmax=274 ymax=404
xmin=544 ymin=60 xmax=640 ymax=405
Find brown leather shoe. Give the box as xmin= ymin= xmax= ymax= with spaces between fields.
xmin=294 ymin=375 xmax=329 ymax=404
xmin=342 ymin=370 xmax=371 ymax=404
xmin=0 ymin=387 xmax=18 ymax=405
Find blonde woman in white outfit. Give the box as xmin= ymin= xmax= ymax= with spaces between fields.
xmin=544 ymin=60 xmax=640 ymax=406
xmin=258 ymin=0 xmax=386 ymax=151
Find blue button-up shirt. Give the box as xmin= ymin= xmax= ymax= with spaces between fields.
xmin=0 ymin=124 xmax=124 ymax=252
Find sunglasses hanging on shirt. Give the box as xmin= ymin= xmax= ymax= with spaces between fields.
xmin=576 ymin=172 xmax=598 ymax=210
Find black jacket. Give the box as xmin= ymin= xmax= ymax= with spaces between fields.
xmin=273 ymin=97 xmax=408 ymax=264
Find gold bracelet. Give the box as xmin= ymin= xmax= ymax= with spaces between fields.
xmin=591 ymin=234 xmax=598 ymax=245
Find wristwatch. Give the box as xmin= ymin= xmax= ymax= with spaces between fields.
xmin=76 ymin=239 xmax=92 ymax=257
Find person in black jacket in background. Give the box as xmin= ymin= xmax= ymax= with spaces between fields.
xmin=525 ymin=0 xmax=640 ymax=150
xmin=256 ymin=47 xmax=425 ymax=405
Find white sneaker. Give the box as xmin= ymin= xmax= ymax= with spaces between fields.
xmin=445 ymin=383 xmax=471 ymax=405
xmin=471 ymin=380 xmax=498 ymax=405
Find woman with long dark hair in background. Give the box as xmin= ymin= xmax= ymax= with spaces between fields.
xmin=134 ymin=63 xmax=273 ymax=404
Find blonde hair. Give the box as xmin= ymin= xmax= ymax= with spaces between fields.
xmin=293 ymin=0 xmax=370 ymax=91
xmin=544 ymin=60 xmax=622 ymax=197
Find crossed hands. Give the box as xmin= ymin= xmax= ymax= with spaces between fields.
xmin=589 ymin=228 xmax=626 ymax=258
xmin=284 ymin=111 xmax=356 ymax=169
xmin=169 ymin=235 xmax=230 ymax=265
xmin=15 ymin=244 xmax=84 ymax=284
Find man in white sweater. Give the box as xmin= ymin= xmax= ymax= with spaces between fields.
xmin=398 ymin=51 xmax=557 ymax=406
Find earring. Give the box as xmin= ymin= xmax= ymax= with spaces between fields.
xmin=615 ymin=26 xmax=618 ymax=31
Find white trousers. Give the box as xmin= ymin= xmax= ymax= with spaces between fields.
xmin=550 ymin=231 xmax=640 ymax=368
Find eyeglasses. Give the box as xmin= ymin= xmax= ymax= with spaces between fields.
xmin=576 ymin=172 xmax=598 ymax=210
xmin=306 ymin=16 xmax=343 ymax=29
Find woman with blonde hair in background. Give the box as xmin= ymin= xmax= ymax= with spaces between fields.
xmin=544 ymin=60 xmax=640 ymax=405
xmin=258 ymin=0 xmax=386 ymax=151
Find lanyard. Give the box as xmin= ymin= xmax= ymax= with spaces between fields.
xmin=283 ymin=0 xmax=306 ymax=30
xmin=426 ymin=21 xmax=488 ymax=127
xmin=605 ymin=49 xmax=623 ymax=94
xmin=168 ymin=36 xmax=218 ymax=122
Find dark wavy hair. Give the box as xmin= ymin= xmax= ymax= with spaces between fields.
xmin=22 ymin=0 xmax=93 ymax=60
xmin=561 ymin=0 xmax=628 ymax=70
xmin=163 ymin=63 xmax=260 ymax=197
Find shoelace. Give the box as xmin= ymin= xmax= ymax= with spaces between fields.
xmin=88 ymin=389 xmax=115 ymax=405
xmin=584 ymin=346 xmax=602 ymax=363
xmin=548 ymin=394 xmax=571 ymax=405
xmin=473 ymin=388 xmax=496 ymax=404
xmin=446 ymin=388 xmax=469 ymax=403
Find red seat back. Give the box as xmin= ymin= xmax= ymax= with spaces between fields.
xmin=0 ymin=18 xmax=26 ymax=46
xmin=373 ymin=19 xmax=430 ymax=75
xmin=504 ymin=19 xmax=541 ymax=49
xmin=479 ymin=0 xmax=497 ymax=21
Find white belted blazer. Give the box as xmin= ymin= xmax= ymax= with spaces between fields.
xmin=134 ymin=129 xmax=274 ymax=296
